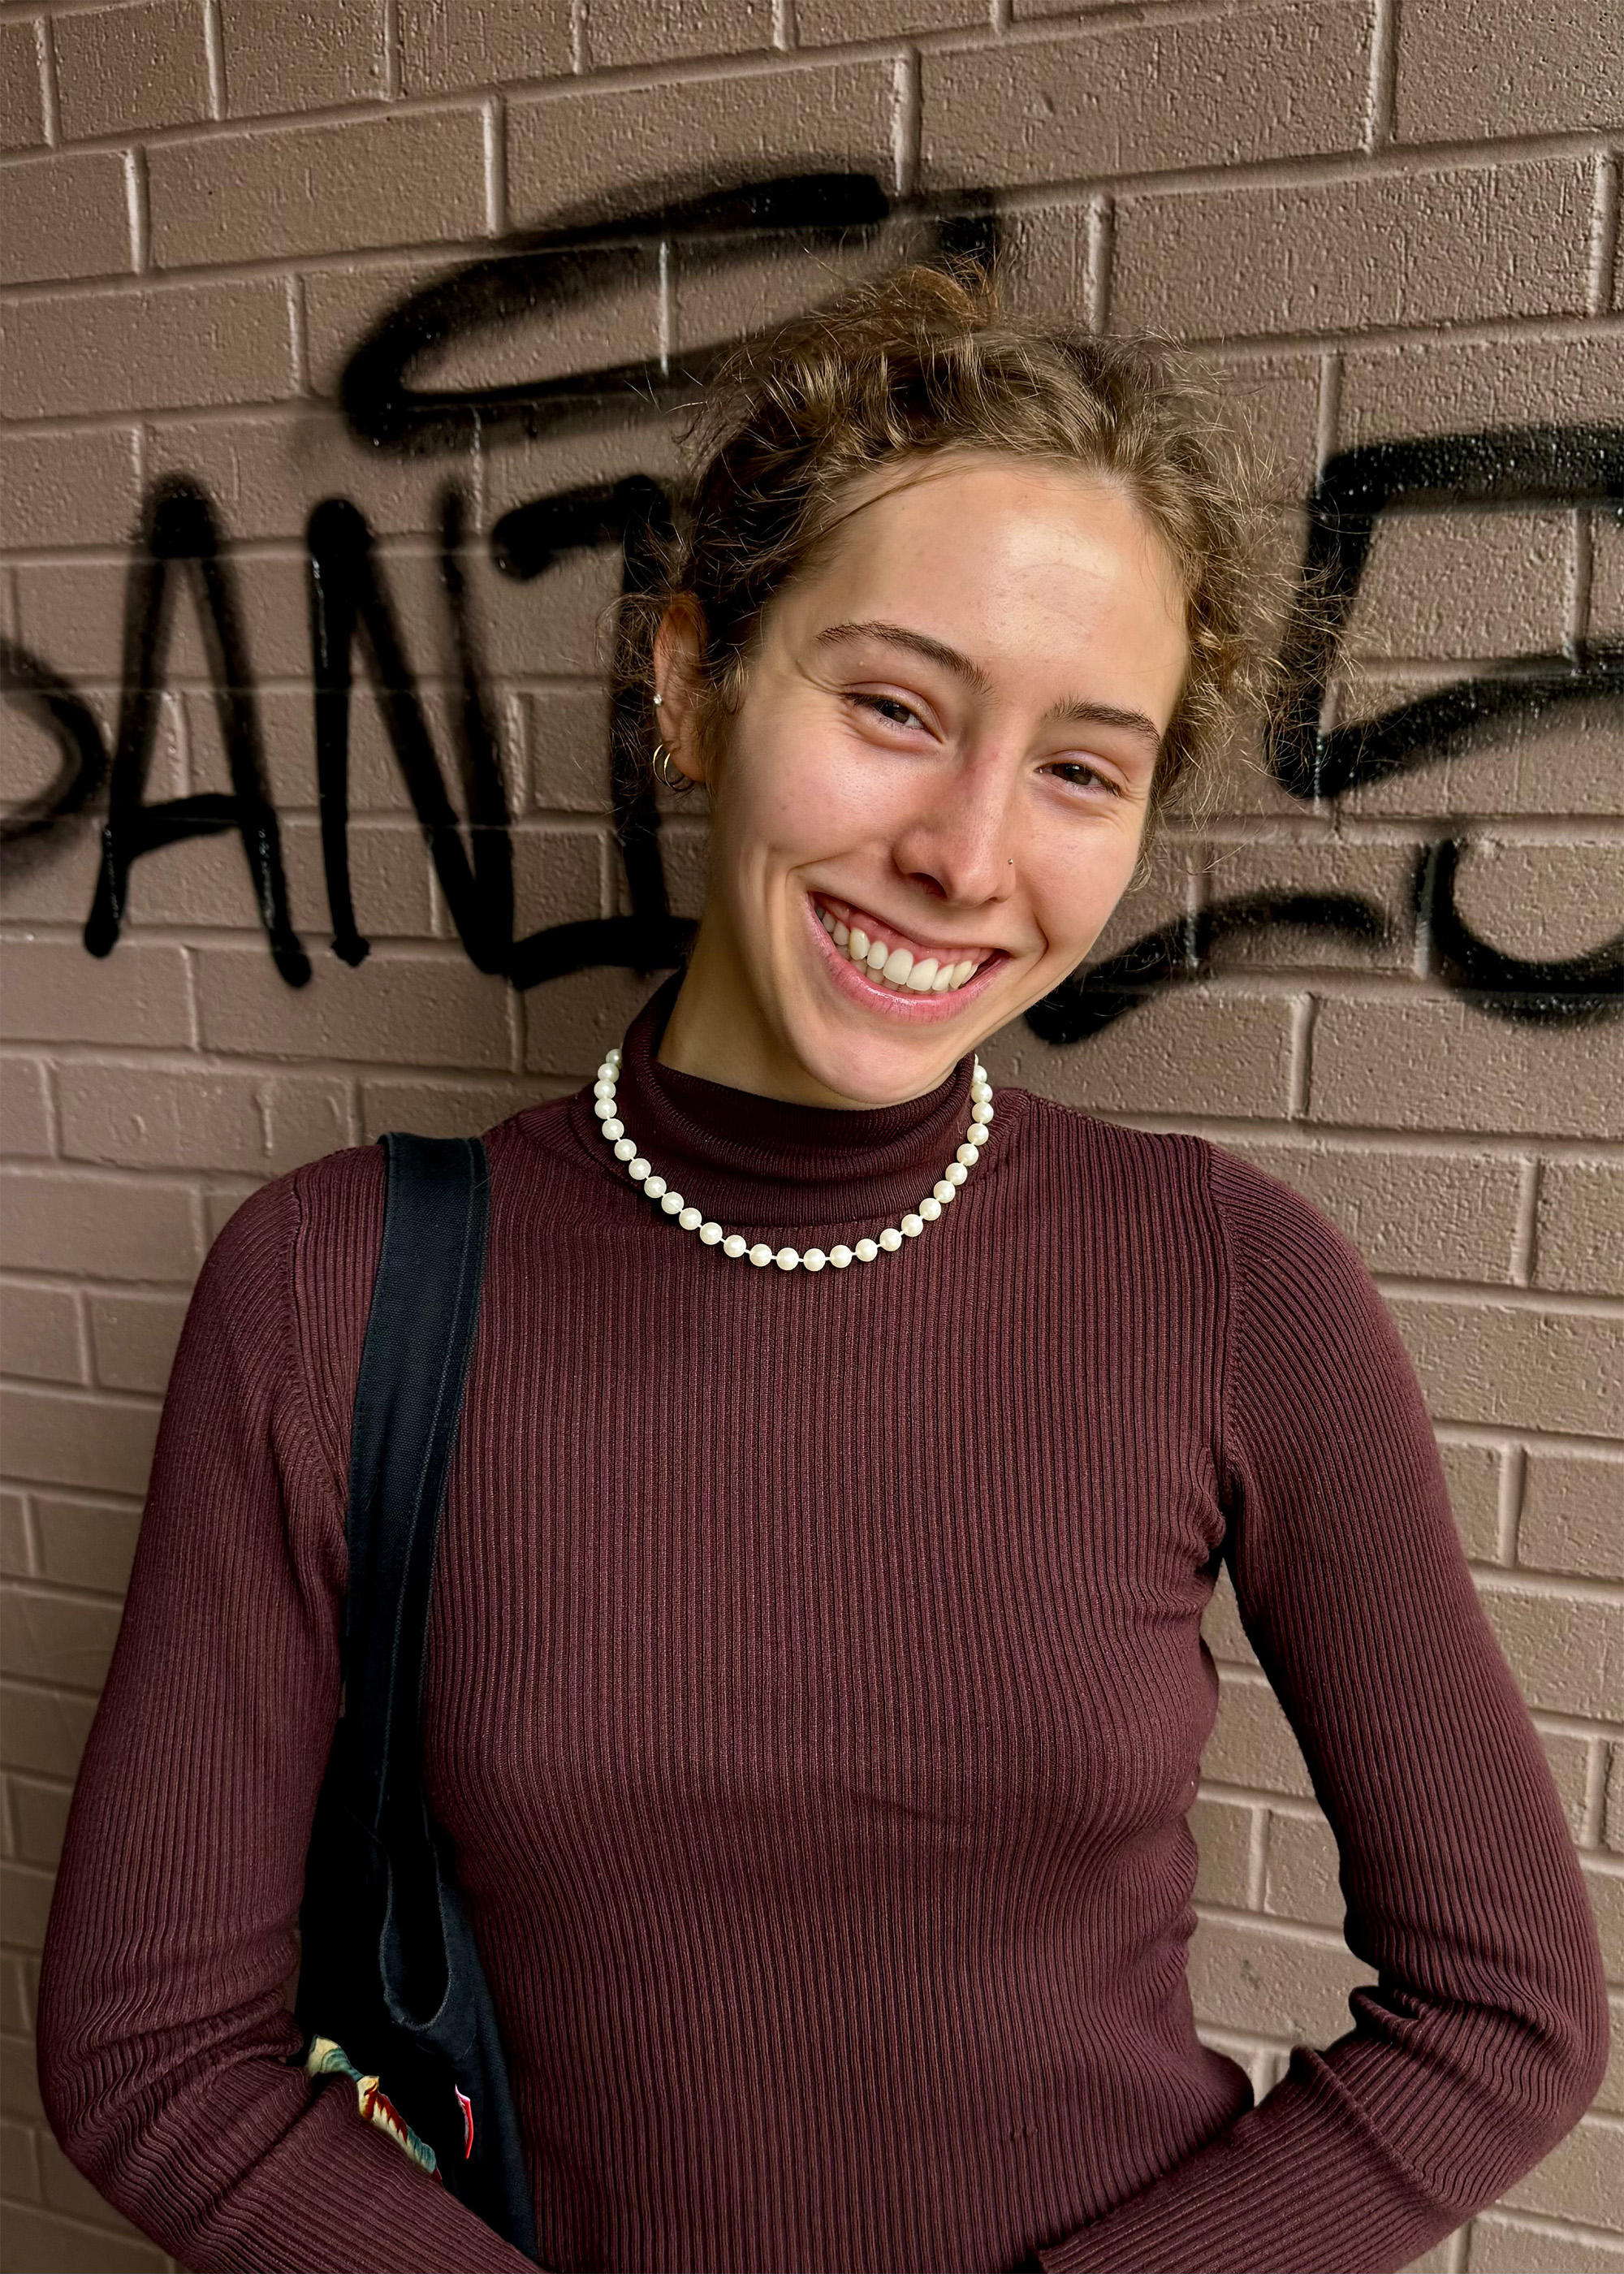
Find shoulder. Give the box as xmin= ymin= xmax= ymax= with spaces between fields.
xmin=1004 ymin=1083 xmax=1216 ymax=1221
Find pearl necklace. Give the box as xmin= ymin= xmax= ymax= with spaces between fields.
xmin=590 ymin=1048 xmax=995 ymax=1272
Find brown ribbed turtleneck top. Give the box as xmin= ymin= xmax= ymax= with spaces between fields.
xmin=37 ymin=975 xmax=1608 ymax=2274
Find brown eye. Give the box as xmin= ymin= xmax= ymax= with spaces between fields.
xmin=1048 ymin=760 xmax=1122 ymax=797
xmin=850 ymin=694 xmax=925 ymax=730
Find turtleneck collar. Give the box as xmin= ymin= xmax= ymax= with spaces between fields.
xmin=562 ymin=971 xmax=999 ymax=1236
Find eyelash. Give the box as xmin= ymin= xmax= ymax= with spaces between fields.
xmin=847 ymin=694 xmax=1123 ymax=798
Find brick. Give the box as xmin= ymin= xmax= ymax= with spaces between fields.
xmin=13 ymin=550 xmax=310 ymax=685
xmin=1201 ymin=1560 xmax=1259 ymax=1668
xmin=0 ymin=1583 xmax=123 ymax=1691
xmin=0 ymin=1493 xmax=30 ymax=1579
xmin=1263 ymin=1808 xmax=1343 ymax=1930
xmin=1 ymin=2112 xmax=41 ymax=2200
xmin=922 ymin=0 xmax=1368 ymax=193
xmin=668 ymin=224 xmax=914 ymax=365
xmin=0 ymin=1386 xmax=161 ymax=1495
xmin=1309 ymin=999 xmax=1623 ymax=1139
xmin=143 ymin=405 xmax=457 ymax=541
xmin=1198 ymin=834 xmax=1415 ymax=972
xmin=1395 ymin=0 xmax=1624 ymax=140
xmin=1440 ymin=842 xmax=1624 ymax=975
xmin=1470 ymin=2212 xmax=1624 ymax=2272
xmin=53 ymin=0 xmax=211 ymax=140
xmin=1538 ymin=1164 xmax=1624 ymax=1299
xmin=0 ymin=1167 xmax=201 ymax=1279
xmin=521 ymin=963 xmax=667 ymax=1077
xmin=1585 ymin=1861 xmax=1624 ymax=1984
xmin=1592 ymin=510 xmax=1624 ymax=640
xmin=1340 ymin=331 xmax=1624 ymax=447
xmin=1186 ymin=1913 xmax=1375 ymax=2042
xmin=1348 ymin=510 xmax=1573 ymax=663
xmin=359 ymin=1075 xmax=543 ymax=1141
xmin=983 ymin=989 xmax=1298 ymax=1119
xmin=32 ymin=1496 xmax=141 ymax=1595
xmin=0 ymin=428 xmax=142 ymax=551
xmin=1611 ymin=1745 xmax=1624 ymax=1853
xmin=1476 ymin=1585 xmax=1623 ymax=1720
xmin=507 ymin=61 xmax=900 ymax=231
xmin=481 ymin=412 xmax=686 ymax=530
xmin=1501 ymin=2116 xmax=1624 ymax=2229
xmin=1334 ymin=673 xmax=1623 ymax=819
xmin=0 ymin=1059 xmax=53 ymax=1159
xmin=195 ymin=943 xmax=512 ymax=1066
xmin=525 ymin=686 xmax=615 ymax=814
xmin=1200 ymin=1670 xmax=1315 ymax=1800
xmin=12 ymin=1775 xmax=71 ymax=1869
xmin=508 ymin=823 xmax=606 ymax=940
xmin=0 ymin=1683 xmax=97 ymax=1779
xmin=1520 ymin=1450 xmax=1623 ymax=1584
xmin=0 ymin=19 xmax=45 ymax=151
xmin=1601 ymin=1993 xmax=1624 ymax=2116
xmin=653 ymin=819 xmax=710 ymax=923
xmin=148 ymin=109 xmax=486 ymax=270
xmin=0 ymin=1285 xmax=85 ymax=1386
xmin=0 ymin=1859 xmax=54 ymax=1952
xmin=1388 ymin=1296 xmax=1624 ymax=1438
xmin=1438 ymin=1440 xmax=1508 ymax=1564
xmin=0 ymin=276 xmax=297 ymax=418
xmin=801 ymin=0 xmax=982 ymax=36
xmin=583 ymin=0 xmax=773 ymax=68
xmin=220 ymin=0 xmax=387 ymax=115
xmin=300 ymin=251 xmax=473 ymax=397
xmin=0 ymin=2030 xmax=47 ymax=2125
xmin=398 ymin=0 xmax=571 ymax=97
xmin=0 ymin=1954 xmax=35 ymax=2032
xmin=114 ymin=811 xmax=431 ymax=940
xmin=1540 ymin=1727 xmax=1596 ymax=1845
xmin=0 ymin=150 xmax=133 ymax=290
xmin=86 ymin=1290 xmax=189 ymax=1394
xmin=1209 ymin=1138 xmax=1526 ymax=1287
xmin=0 ymin=941 xmax=192 ymax=1050
xmin=1189 ymin=1794 xmax=1255 ymax=1908
xmin=1113 ymin=158 xmax=1593 ymax=343
xmin=0 ymin=2200 xmax=169 ymax=2273
xmin=58 ymin=1060 xmax=349 ymax=1176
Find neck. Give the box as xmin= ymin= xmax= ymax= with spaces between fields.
xmin=655 ymin=914 xmax=888 ymax=1110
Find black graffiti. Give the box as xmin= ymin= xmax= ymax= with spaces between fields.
xmin=2 ymin=168 xmax=1619 ymax=1035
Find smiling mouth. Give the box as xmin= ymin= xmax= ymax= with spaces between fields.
xmin=810 ymin=893 xmax=1003 ymax=995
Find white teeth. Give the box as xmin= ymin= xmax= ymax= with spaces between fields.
xmin=820 ymin=908 xmax=835 ymax=933
xmin=931 ymin=965 xmax=952 ymax=992
xmin=849 ymin=926 xmax=870 ymax=962
xmin=833 ymin=920 xmax=849 ymax=947
xmin=950 ymin=959 xmax=975 ymax=988
xmin=865 ymin=939 xmax=888 ymax=971
xmin=882 ymin=946 xmax=913 ymax=985
xmin=823 ymin=899 xmax=988 ymax=995
xmin=905 ymin=958 xmax=936 ymax=992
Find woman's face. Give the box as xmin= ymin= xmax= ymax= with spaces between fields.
xmin=654 ymin=451 xmax=1191 ymax=1106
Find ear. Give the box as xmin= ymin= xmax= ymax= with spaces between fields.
xmin=651 ymin=599 xmax=710 ymax=789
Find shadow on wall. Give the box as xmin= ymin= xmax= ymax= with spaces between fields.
xmin=2 ymin=171 xmax=1621 ymax=1036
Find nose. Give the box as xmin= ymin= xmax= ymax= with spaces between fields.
xmin=889 ymin=745 xmax=1020 ymax=910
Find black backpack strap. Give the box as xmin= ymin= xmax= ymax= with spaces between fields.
xmin=343 ymin=1131 xmax=490 ymax=1837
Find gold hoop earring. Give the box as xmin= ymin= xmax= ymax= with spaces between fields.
xmin=650 ymin=742 xmax=695 ymax=794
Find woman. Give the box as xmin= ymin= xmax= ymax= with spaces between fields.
xmin=37 ymin=266 xmax=1607 ymax=2274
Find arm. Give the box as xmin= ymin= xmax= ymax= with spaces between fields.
xmin=1034 ymin=1143 xmax=1609 ymax=2274
xmin=35 ymin=1159 xmax=541 ymax=2274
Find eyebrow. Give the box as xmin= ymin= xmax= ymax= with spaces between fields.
xmin=813 ymin=619 xmax=1164 ymax=758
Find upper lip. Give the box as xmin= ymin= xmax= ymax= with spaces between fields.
xmin=811 ymin=892 xmax=1004 ymax=970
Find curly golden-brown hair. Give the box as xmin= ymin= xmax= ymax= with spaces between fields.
xmin=628 ymin=259 xmax=1289 ymax=888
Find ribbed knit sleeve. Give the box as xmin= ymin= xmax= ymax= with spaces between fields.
xmin=34 ymin=1161 xmax=541 ymax=2274
xmin=1034 ymin=1143 xmax=1609 ymax=2274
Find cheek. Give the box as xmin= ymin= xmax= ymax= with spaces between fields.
xmin=719 ymin=703 xmax=894 ymax=860
xmin=1026 ymin=830 xmax=1143 ymax=957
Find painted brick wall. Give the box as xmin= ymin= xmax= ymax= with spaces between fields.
xmin=1 ymin=1 xmax=1620 ymax=2268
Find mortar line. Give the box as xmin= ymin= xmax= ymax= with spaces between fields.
xmin=201 ymin=0 xmax=227 ymax=119
xmin=1569 ymin=502 xmax=1593 ymax=659
xmin=1580 ymin=1740 xmax=1609 ymax=1845
xmin=382 ymin=0 xmax=402 ymax=101
xmin=771 ymin=0 xmax=798 ymax=50
xmin=1246 ymin=1806 xmax=1269 ymax=1909
xmin=1496 ymin=1440 xmax=1526 ymax=1565
xmin=36 ymin=12 xmax=60 ymax=147
xmin=892 ymin=50 xmax=922 ymax=201
xmin=1362 ymin=0 xmax=1398 ymax=152
xmin=1086 ymin=194 xmax=1114 ymax=333
xmin=1510 ymin=1155 xmax=1541 ymax=1288
xmin=1587 ymin=149 xmax=1620 ymax=317
xmin=483 ymin=93 xmax=508 ymax=237
xmin=1314 ymin=349 xmax=1341 ymax=473
xmin=123 ymin=146 xmax=149 ymax=275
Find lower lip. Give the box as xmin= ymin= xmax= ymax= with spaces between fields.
xmin=803 ymin=895 xmax=1006 ymax=1024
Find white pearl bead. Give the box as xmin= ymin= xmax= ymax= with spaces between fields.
xmin=628 ymin=1156 xmax=651 ymax=1181
xmin=973 ymin=1058 xmax=985 ymax=1079
xmin=879 ymin=1227 xmax=903 ymax=1252
xmin=970 ymin=1100 xmax=993 ymax=1125
xmin=918 ymin=1196 xmax=941 ymax=1221
xmin=801 ymin=1247 xmax=827 ymax=1271
xmin=775 ymin=1247 xmax=800 ymax=1270
xmin=946 ymin=1160 xmax=968 ymax=1184
xmin=723 ymin=1234 xmax=747 ymax=1257
xmin=594 ymin=1098 xmax=616 ymax=1121
xmin=854 ymin=1239 xmax=879 ymax=1263
xmin=967 ymin=1122 xmax=989 ymax=1146
xmin=594 ymin=1074 xmax=615 ymax=1095
xmin=601 ymin=1118 xmax=624 ymax=1142
xmin=749 ymin=1243 xmax=773 ymax=1267
xmin=971 ymin=1080 xmax=992 ymax=1104
xmin=644 ymin=1174 xmax=667 ymax=1200
xmin=829 ymin=1245 xmax=853 ymax=1269
xmin=660 ymin=1192 xmax=683 ymax=1215
xmin=933 ymin=1179 xmax=955 ymax=1204
xmin=900 ymin=1214 xmax=923 ymax=1238
xmin=596 ymin=1063 xmax=616 ymax=1082
xmin=678 ymin=1206 xmax=702 ymax=1230
xmin=699 ymin=1221 xmax=723 ymax=1244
